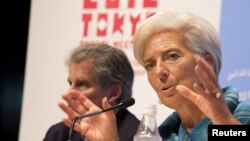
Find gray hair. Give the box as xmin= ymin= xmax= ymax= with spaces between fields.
xmin=133 ymin=10 xmax=221 ymax=77
xmin=66 ymin=43 xmax=134 ymax=103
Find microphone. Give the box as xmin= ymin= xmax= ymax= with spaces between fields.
xmin=76 ymin=97 xmax=135 ymax=120
xmin=67 ymin=97 xmax=135 ymax=141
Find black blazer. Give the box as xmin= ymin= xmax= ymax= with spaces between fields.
xmin=43 ymin=109 xmax=140 ymax=141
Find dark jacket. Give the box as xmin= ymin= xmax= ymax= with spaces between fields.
xmin=43 ymin=109 xmax=140 ymax=141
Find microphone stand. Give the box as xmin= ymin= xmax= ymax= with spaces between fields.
xmin=67 ymin=103 xmax=123 ymax=141
xmin=67 ymin=97 xmax=135 ymax=141
xmin=67 ymin=119 xmax=77 ymax=141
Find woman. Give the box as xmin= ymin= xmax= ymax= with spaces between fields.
xmin=133 ymin=10 xmax=250 ymax=140
xmin=60 ymin=10 xmax=250 ymax=141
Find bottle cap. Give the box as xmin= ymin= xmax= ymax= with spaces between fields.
xmin=142 ymin=103 xmax=157 ymax=115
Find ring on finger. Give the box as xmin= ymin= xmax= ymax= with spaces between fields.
xmin=206 ymin=84 xmax=221 ymax=99
xmin=215 ymin=92 xmax=221 ymax=99
xmin=207 ymin=84 xmax=217 ymax=93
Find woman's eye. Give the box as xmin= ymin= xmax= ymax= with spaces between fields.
xmin=145 ymin=62 xmax=155 ymax=71
xmin=166 ymin=52 xmax=180 ymax=61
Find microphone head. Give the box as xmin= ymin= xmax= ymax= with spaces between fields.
xmin=121 ymin=97 xmax=135 ymax=108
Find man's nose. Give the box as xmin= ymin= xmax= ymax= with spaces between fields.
xmin=69 ymin=84 xmax=77 ymax=91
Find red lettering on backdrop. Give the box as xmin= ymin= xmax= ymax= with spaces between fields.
xmin=97 ymin=13 xmax=108 ymax=36
xmin=130 ymin=15 xmax=140 ymax=36
xmin=106 ymin=0 xmax=119 ymax=8
xmin=83 ymin=0 xmax=97 ymax=9
xmin=82 ymin=13 xmax=156 ymax=37
xmin=82 ymin=14 xmax=92 ymax=36
xmin=81 ymin=0 xmax=158 ymax=75
xmin=83 ymin=0 xmax=157 ymax=9
xmin=113 ymin=13 xmax=124 ymax=35
xmin=81 ymin=0 xmax=158 ymax=37
xmin=128 ymin=0 xmax=135 ymax=8
xmin=143 ymin=0 xmax=157 ymax=7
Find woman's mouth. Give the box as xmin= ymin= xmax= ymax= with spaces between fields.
xmin=161 ymin=85 xmax=176 ymax=95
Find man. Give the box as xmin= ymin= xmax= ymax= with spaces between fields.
xmin=43 ymin=43 xmax=139 ymax=141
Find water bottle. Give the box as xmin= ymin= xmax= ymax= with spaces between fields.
xmin=133 ymin=103 xmax=162 ymax=141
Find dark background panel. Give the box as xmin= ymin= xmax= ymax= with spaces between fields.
xmin=1 ymin=0 xmax=31 ymax=140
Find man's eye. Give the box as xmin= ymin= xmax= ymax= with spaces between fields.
xmin=76 ymin=82 xmax=87 ymax=88
xmin=74 ymin=81 xmax=89 ymax=90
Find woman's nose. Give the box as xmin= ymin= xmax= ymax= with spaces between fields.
xmin=156 ymin=63 xmax=169 ymax=80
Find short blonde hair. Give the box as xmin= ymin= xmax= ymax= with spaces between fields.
xmin=133 ymin=10 xmax=221 ymax=77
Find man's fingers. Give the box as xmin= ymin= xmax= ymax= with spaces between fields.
xmin=58 ymin=101 xmax=78 ymax=120
xmin=62 ymin=118 xmax=82 ymax=133
xmin=75 ymin=93 xmax=101 ymax=112
xmin=102 ymin=97 xmax=115 ymax=118
xmin=62 ymin=92 xmax=88 ymax=114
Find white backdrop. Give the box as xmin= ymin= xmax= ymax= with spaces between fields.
xmin=19 ymin=0 xmax=221 ymax=141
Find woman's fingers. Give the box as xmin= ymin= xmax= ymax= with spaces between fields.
xmin=176 ymin=85 xmax=204 ymax=106
xmin=195 ymin=55 xmax=222 ymax=99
